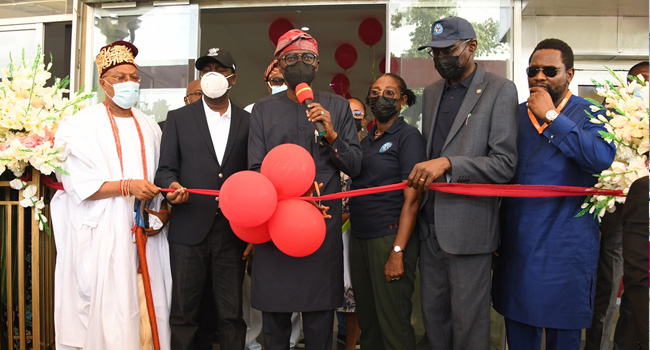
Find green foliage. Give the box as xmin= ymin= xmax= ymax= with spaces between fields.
xmin=391 ymin=2 xmax=507 ymax=58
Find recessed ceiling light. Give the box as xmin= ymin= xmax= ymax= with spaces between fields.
xmin=301 ymin=27 xmax=310 ymax=31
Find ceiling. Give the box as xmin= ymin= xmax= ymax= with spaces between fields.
xmin=0 ymin=0 xmax=72 ymax=19
xmin=522 ymin=0 xmax=648 ymax=17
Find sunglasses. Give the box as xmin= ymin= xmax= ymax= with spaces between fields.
xmin=352 ymin=110 xmax=365 ymax=117
xmin=526 ymin=66 xmax=562 ymax=78
xmin=268 ymin=77 xmax=285 ymax=87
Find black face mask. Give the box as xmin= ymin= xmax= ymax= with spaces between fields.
xmin=433 ymin=44 xmax=470 ymax=80
xmin=353 ymin=118 xmax=363 ymax=132
xmin=283 ymin=62 xmax=316 ymax=89
xmin=368 ymin=96 xmax=399 ymax=123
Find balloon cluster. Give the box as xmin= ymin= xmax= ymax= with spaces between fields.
xmin=330 ymin=18 xmax=385 ymax=97
xmin=219 ymin=144 xmax=326 ymax=257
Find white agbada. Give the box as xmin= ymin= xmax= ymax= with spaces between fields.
xmin=51 ymin=103 xmax=172 ymax=350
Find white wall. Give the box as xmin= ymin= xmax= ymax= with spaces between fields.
xmin=515 ymin=14 xmax=648 ymax=102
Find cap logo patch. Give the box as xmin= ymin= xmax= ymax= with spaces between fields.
xmin=379 ymin=142 xmax=393 ymax=153
xmin=208 ymin=48 xmax=220 ymax=56
xmin=433 ymin=23 xmax=443 ymax=35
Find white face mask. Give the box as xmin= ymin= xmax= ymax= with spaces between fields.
xmin=105 ymin=81 xmax=140 ymax=109
xmin=270 ymin=84 xmax=287 ymax=95
xmin=201 ymin=72 xmax=233 ymax=99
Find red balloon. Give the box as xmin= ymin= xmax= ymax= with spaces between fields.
xmin=261 ymin=144 xmax=316 ymax=199
xmin=231 ymin=222 xmax=271 ymax=244
xmin=379 ymin=56 xmax=400 ymax=74
xmin=269 ymin=18 xmax=294 ymax=46
xmin=330 ymin=73 xmax=350 ymax=96
xmin=334 ymin=44 xmax=358 ymax=71
xmin=344 ymin=92 xmax=352 ymax=99
xmin=268 ymin=199 xmax=326 ymax=257
xmin=358 ymin=18 xmax=383 ymax=46
xmin=219 ymin=170 xmax=278 ymax=228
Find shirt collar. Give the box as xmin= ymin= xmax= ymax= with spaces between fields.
xmin=201 ymin=97 xmax=232 ymax=119
xmin=368 ymin=117 xmax=406 ymax=140
xmin=444 ymin=63 xmax=477 ymax=91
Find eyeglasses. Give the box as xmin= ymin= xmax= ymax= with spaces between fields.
xmin=526 ymin=66 xmax=562 ymax=78
xmin=368 ymin=89 xmax=399 ymax=99
xmin=281 ymin=53 xmax=317 ymax=66
xmin=103 ymin=75 xmax=142 ymax=83
xmin=427 ymin=39 xmax=471 ymax=58
xmin=268 ymin=77 xmax=285 ymax=87
xmin=185 ymin=91 xmax=203 ymax=99
xmin=352 ymin=110 xmax=365 ymax=117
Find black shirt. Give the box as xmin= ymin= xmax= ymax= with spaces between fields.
xmin=349 ymin=118 xmax=426 ymax=239
xmin=423 ymin=68 xmax=477 ymax=224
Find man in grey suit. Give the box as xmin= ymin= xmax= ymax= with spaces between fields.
xmin=407 ymin=17 xmax=518 ymax=350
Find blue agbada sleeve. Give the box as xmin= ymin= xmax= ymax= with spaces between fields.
xmin=542 ymin=97 xmax=616 ymax=174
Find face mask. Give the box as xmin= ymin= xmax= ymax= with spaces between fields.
xmin=105 ymin=81 xmax=140 ymax=109
xmin=354 ymin=118 xmax=363 ymax=132
xmin=201 ymin=72 xmax=232 ymax=99
xmin=283 ymin=62 xmax=316 ymax=89
xmin=433 ymin=44 xmax=470 ymax=80
xmin=368 ymin=96 xmax=399 ymax=123
xmin=270 ymin=84 xmax=288 ymax=95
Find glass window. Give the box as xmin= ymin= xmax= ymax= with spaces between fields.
xmin=0 ymin=24 xmax=43 ymax=70
xmin=91 ymin=4 xmax=199 ymax=122
xmin=388 ymin=0 xmax=513 ymax=130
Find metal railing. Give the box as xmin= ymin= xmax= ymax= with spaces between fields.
xmin=1 ymin=170 xmax=56 ymax=350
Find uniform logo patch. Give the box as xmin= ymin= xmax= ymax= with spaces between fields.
xmin=379 ymin=142 xmax=393 ymax=153
xmin=433 ymin=23 xmax=443 ymax=35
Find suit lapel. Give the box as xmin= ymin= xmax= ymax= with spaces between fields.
xmin=220 ymin=105 xmax=241 ymax=167
xmin=425 ymin=82 xmax=444 ymax=159
xmin=442 ymin=66 xmax=487 ymax=151
xmin=191 ymin=100 xmax=219 ymax=163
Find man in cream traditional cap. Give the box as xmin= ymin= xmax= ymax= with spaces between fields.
xmin=248 ymin=29 xmax=361 ymax=350
xmin=51 ymin=40 xmax=172 ymax=350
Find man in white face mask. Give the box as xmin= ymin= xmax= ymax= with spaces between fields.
xmin=52 ymin=40 xmax=172 ymax=350
xmin=155 ymin=47 xmax=250 ymax=350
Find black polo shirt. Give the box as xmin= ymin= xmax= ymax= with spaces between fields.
xmin=349 ymin=118 xmax=426 ymax=239
xmin=422 ymin=67 xmax=477 ymax=224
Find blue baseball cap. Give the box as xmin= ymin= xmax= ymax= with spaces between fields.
xmin=418 ymin=16 xmax=476 ymax=50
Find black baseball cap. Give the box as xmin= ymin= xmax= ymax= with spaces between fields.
xmin=418 ymin=16 xmax=476 ymax=50
xmin=195 ymin=47 xmax=236 ymax=72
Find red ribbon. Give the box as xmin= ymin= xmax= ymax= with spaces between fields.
xmin=159 ymin=182 xmax=625 ymax=200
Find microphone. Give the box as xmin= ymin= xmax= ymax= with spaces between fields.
xmin=295 ymin=83 xmax=327 ymax=136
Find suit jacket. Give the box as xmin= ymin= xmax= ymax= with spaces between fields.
xmin=421 ymin=65 xmax=519 ymax=254
xmin=155 ymin=98 xmax=250 ymax=245
xmin=621 ymin=175 xmax=649 ymax=346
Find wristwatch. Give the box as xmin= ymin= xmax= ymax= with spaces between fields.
xmin=393 ymin=245 xmax=403 ymax=253
xmin=545 ymin=110 xmax=558 ymax=124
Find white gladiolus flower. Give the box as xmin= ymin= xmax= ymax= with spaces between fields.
xmin=2 ymin=48 xmax=92 ymax=231
xmin=9 ymin=178 xmax=24 ymax=190
xmin=581 ymin=68 xmax=649 ymax=222
xmin=19 ymin=197 xmax=33 ymax=207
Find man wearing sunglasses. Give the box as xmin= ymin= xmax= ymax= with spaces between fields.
xmin=407 ymin=16 xmax=519 ymax=350
xmin=491 ymin=39 xmax=615 ymax=350
xmin=248 ymin=29 xmax=361 ymax=350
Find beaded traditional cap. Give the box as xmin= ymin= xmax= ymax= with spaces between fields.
xmin=95 ymin=40 xmax=139 ymax=77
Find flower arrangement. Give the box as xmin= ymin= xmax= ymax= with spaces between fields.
xmin=0 ymin=48 xmax=93 ymax=231
xmin=578 ymin=67 xmax=649 ymax=220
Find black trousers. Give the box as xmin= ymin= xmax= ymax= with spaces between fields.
xmin=262 ymin=310 xmax=334 ymax=350
xmin=169 ymin=215 xmax=247 ymax=350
